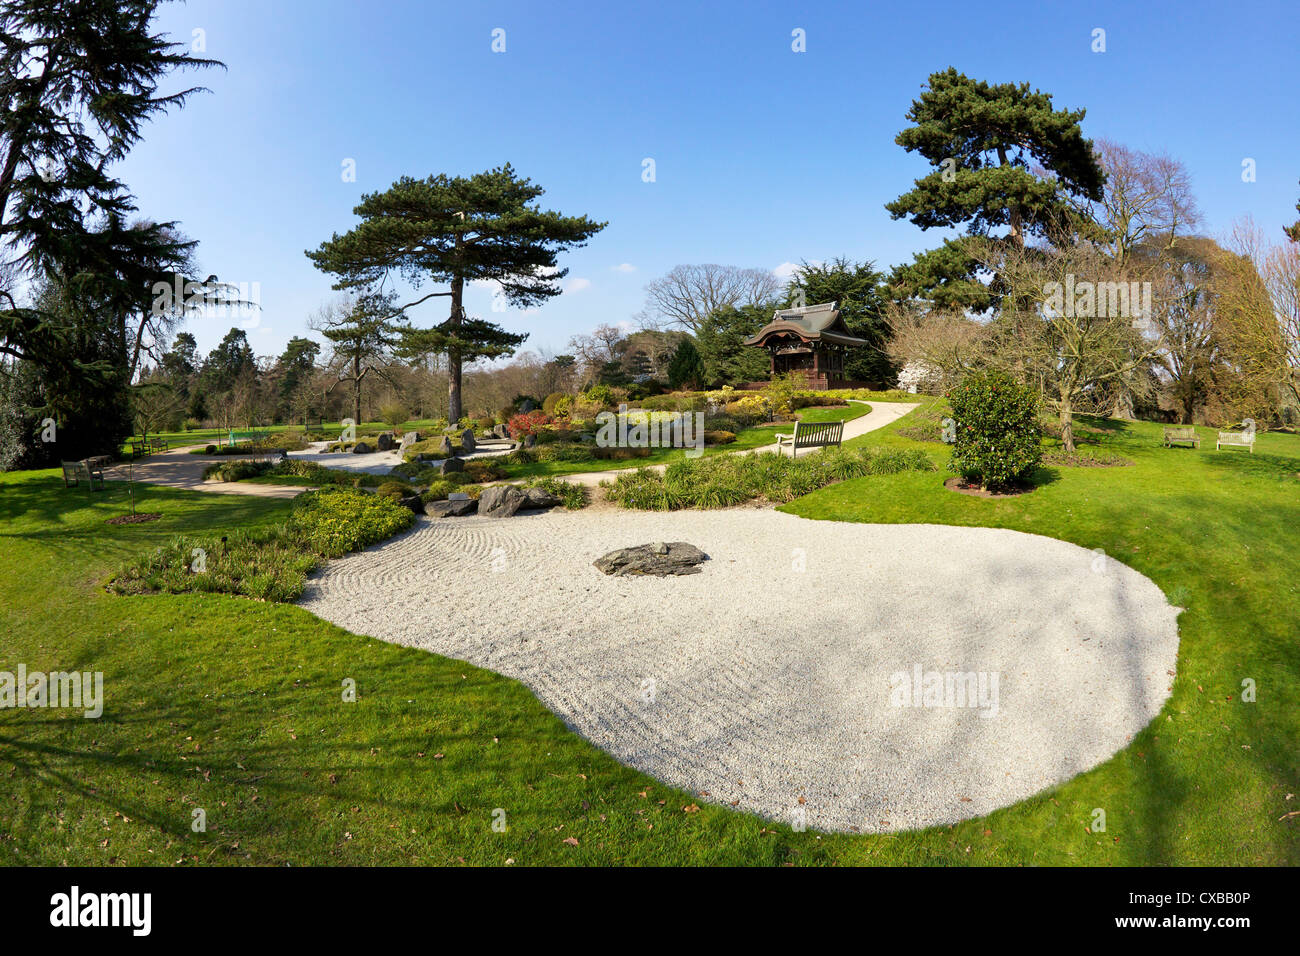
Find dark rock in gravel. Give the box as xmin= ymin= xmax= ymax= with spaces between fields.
xmin=477 ymin=484 xmax=526 ymax=518
xmin=398 ymin=493 xmax=423 ymax=514
xmin=593 ymin=542 xmax=708 ymax=577
xmin=377 ymin=432 xmax=395 ymax=451
xmin=522 ymin=487 xmax=561 ymax=509
xmin=352 ymin=441 xmax=373 ymax=454
xmin=424 ymin=497 xmax=477 ymax=518
xmin=439 ymin=456 xmax=466 ymax=475
xmin=461 ymin=429 xmax=477 ymax=454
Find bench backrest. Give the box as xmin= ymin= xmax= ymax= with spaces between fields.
xmin=1165 ymin=427 xmax=1197 ymax=438
xmin=61 ymin=460 xmax=82 ymax=478
xmin=1219 ymin=431 xmax=1253 ymax=443
xmin=793 ymin=420 xmax=845 ymax=447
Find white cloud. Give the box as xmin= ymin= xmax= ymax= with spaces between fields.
xmin=772 ymin=261 xmax=801 ymax=280
xmin=611 ymin=263 xmax=637 ymax=273
xmin=567 ymin=277 xmax=592 ymax=293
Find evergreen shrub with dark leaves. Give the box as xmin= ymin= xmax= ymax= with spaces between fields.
xmin=947 ymin=370 xmax=1042 ymax=488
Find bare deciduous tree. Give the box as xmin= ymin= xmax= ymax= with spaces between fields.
xmin=642 ymin=264 xmax=781 ymax=332
xmin=1081 ymin=141 xmax=1201 ymax=267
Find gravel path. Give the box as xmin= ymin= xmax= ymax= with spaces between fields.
xmin=297 ymin=507 xmax=1181 ymax=833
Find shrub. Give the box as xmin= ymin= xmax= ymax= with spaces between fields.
xmin=763 ymin=372 xmax=801 ymax=418
xmin=524 ymin=476 xmax=588 ymax=509
xmin=286 ymin=488 xmax=415 ymax=559
xmin=464 ymin=459 xmax=505 ymax=482
xmin=507 ymin=410 xmax=554 ymax=438
xmin=376 ymin=480 xmax=415 ymax=501
xmin=379 ymin=402 xmax=409 ymax=427
xmin=420 ymin=479 xmax=457 ymax=502
xmin=204 ymin=444 xmax=217 ymax=454
xmin=703 ymin=430 xmax=736 ymax=445
xmin=724 ymin=394 xmax=770 ymax=427
xmin=582 ymin=384 xmax=615 ymax=407
xmin=947 ymin=370 xmax=1042 ymax=489
xmin=203 ymin=459 xmax=272 ymax=482
xmin=184 ymin=418 xmax=202 ymax=431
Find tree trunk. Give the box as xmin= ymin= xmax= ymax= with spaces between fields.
xmin=1059 ymin=392 xmax=1076 ymax=453
xmin=353 ymin=352 xmax=362 ymax=426
xmin=447 ymin=274 xmax=464 ymax=424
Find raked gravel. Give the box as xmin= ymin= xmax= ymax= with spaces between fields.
xmin=297 ymin=507 xmax=1181 ymax=833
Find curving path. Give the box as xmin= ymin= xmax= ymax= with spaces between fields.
xmin=297 ymin=507 xmax=1181 ymax=834
xmin=556 ymin=400 xmax=920 ymax=488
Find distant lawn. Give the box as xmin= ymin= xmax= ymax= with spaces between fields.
xmin=4 ymin=404 xmax=1297 ymax=865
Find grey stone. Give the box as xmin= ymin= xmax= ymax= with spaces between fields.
xmin=424 ymin=497 xmax=477 ymax=518
xmin=523 ymin=433 xmax=536 ymax=448
xmin=522 ymin=487 xmax=561 ymax=509
xmin=376 ymin=431 xmax=395 ymax=451
xmin=398 ymin=493 xmax=423 ymax=514
xmin=352 ymin=441 xmax=373 ymax=454
xmin=448 ymin=492 xmax=470 ymax=501
xmin=399 ymin=430 xmax=420 ymax=450
xmin=519 ymin=399 xmax=534 ymax=413
xmin=461 ymin=429 xmax=477 ymax=454
xmin=439 ymin=457 xmax=466 ymax=475
xmin=477 ymin=484 xmax=527 ymax=518
xmin=493 ymin=424 xmax=510 ymax=440
xmin=593 ymin=542 xmax=708 ymax=577
xmin=439 ymin=436 xmax=454 ymax=457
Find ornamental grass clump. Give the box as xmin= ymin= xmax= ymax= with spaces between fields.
xmin=947 ymin=370 xmax=1042 ymax=490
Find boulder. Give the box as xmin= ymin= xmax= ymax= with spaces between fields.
xmin=424 ymin=497 xmax=477 ymax=518
xmin=398 ymin=493 xmax=423 ymax=514
xmin=376 ymin=431 xmax=395 ymax=451
xmin=439 ymin=456 xmax=466 ymax=475
xmin=522 ymin=433 xmax=536 ymax=449
xmin=461 ymin=429 xmax=477 ymax=454
xmin=399 ymin=430 xmax=420 ymax=450
xmin=477 ymin=484 xmax=527 ymax=518
xmin=493 ymin=424 xmax=510 ymax=440
xmin=593 ymin=542 xmax=708 ymax=577
xmin=439 ymin=436 xmax=455 ymax=457
xmin=352 ymin=441 xmax=373 ymax=454
xmin=522 ymin=487 xmax=561 ymax=510
xmin=448 ymin=491 xmax=470 ymax=501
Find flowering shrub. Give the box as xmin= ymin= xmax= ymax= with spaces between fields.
xmin=724 ymin=394 xmax=771 ymax=427
xmin=947 ymin=370 xmax=1042 ymax=489
xmin=507 ymin=410 xmax=555 ymax=438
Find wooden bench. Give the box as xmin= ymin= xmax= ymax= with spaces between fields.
xmin=1162 ymin=426 xmax=1200 ymax=449
xmin=774 ymin=419 xmax=845 ymax=457
xmin=61 ymin=459 xmax=105 ymax=490
xmin=1216 ymin=430 xmax=1255 ymax=453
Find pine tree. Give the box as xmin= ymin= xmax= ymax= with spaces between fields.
xmin=884 ymin=68 xmax=1105 ymax=310
xmin=307 ymin=165 xmax=605 ymax=423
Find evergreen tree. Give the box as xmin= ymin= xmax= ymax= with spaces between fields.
xmin=695 ymin=303 xmax=772 ymax=386
xmin=0 ymin=0 xmax=221 ymax=460
xmin=666 ymin=338 xmax=707 ymax=389
xmin=307 ymin=164 xmax=605 ymax=422
xmin=884 ymin=68 xmax=1105 ymax=310
xmin=783 ymin=258 xmax=893 ymax=384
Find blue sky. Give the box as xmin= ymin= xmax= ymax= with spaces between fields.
xmin=120 ymin=0 xmax=1299 ymax=363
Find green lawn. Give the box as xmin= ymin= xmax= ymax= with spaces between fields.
xmin=2 ymin=405 xmax=1297 ymax=865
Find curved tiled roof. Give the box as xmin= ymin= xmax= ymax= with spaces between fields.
xmin=742 ymin=301 xmax=870 ymax=348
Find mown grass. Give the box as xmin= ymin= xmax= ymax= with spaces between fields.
xmin=2 ymin=402 xmax=1297 ymax=865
